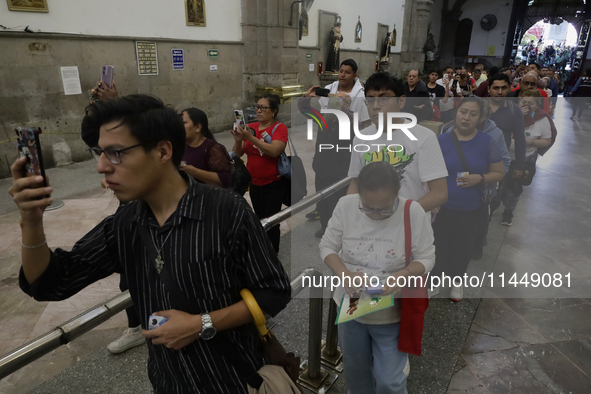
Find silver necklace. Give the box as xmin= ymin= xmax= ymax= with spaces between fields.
xmin=150 ymin=227 xmax=175 ymax=274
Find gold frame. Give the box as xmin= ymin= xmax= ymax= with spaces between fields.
xmin=6 ymin=0 xmax=48 ymax=12
xmin=185 ymin=0 xmax=206 ymax=26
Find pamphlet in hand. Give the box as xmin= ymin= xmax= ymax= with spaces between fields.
xmin=335 ymin=292 xmax=394 ymax=325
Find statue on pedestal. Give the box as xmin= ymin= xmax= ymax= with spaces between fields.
xmin=379 ymin=25 xmax=397 ymax=63
xmin=326 ymin=17 xmax=343 ymax=72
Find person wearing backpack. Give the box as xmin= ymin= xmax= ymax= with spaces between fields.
xmin=499 ymin=89 xmax=554 ymax=226
xmin=431 ymin=98 xmax=505 ymax=301
xmin=232 ymin=93 xmax=288 ymax=253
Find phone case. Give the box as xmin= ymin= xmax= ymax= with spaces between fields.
xmin=101 ymin=65 xmax=114 ymax=88
xmin=15 ymin=127 xmax=47 ymax=187
xmin=234 ymin=110 xmax=246 ymax=128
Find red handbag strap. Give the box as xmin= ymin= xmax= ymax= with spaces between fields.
xmin=404 ymin=199 xmax=413 ymax=267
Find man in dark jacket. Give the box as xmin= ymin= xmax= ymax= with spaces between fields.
xmin=404 ymin=70 xmax=432 ymax=122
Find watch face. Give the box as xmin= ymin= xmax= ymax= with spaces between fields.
xmin=201 ymin=326 xmax=216 ymax=340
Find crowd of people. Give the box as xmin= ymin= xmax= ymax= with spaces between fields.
xmin=9 ymin=57 xmax=565 ymax=393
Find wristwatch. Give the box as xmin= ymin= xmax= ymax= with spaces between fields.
xmin=200 ymin=313 xmax=217 ymax=340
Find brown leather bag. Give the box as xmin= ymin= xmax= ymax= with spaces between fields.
xmin=241 ymin=289 xmax=301 ymax=392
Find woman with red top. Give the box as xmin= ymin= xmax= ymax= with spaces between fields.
xmin=232 ymin=93 xmax=288 ymax=253
xmin=180 ymin=108 xmax=232 ymax=187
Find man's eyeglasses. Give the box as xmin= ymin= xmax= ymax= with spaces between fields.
xmin=365 ymin=97 xmax=394 ymax=106
xmin=89 ymin=144 xmax=146 ymax=165
xmin=255 ymin=105 xmax=270 ymax=111
xmin=358 ymin=198 xmax=399 ymax=217
xmin=520 ymin=81 xmax=537 ymax=87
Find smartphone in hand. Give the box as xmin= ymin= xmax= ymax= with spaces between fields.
xmin=234 ymin=110 xmax=246 ymax=129
xmin=15 ymin=127 xmax=48 ymax=188
xmin=101 ymin=65 xmax=114 ymax=89
xmin=315 ymin=87 xmax=330 ymax=97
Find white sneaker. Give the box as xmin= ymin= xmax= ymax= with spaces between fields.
xmin=403 ymin=356 xmax=410 ymax=377
xmin=107 ymin=326 xmax=145 ymax=354
xmin=428 ymin=286 xmax=440 ymax=299
xmin=450 ymin=285 xmax=463 ymax=302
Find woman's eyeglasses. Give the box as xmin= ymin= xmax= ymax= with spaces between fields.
xmin=89 ymin=144 xmax=146 ymax=165
xmin=358 ymin=198 xmax=399 ymax=217
xmin=255 ymin=105 xmax=270 ymax=111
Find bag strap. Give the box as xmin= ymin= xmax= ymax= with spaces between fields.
xmin=450 ymin=130 xmax=470 ymax=173
xmin=271 ymin=123 xmax=298 ymax=157
xmin=404 ymin=199 xmax=412 ymax=267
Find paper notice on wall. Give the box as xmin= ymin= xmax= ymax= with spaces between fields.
xmin=60 ymin=66 xmax=82 ymax=95
xmin=487 ymin=46 xmax=497 ymax=56
xmin=309 ymin=63 xmax=314 ymax=72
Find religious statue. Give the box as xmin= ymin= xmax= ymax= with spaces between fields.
xmin=326 ymin=18 xmax=343 ymax=72
xmin=380 ymin=33 xmax=391 ymax=62
xmin=379 ymin=24 xmax=397 ymax=63
xmin=424 ymin=32 xmax=437 ymax=61
xmin=355 ymin=16 xmax=362 ymax=42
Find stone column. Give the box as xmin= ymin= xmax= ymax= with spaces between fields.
xmin=241 ymin=0 xmax=300 ymax=105
xmin=399 ymin=0 xmax=434 ymax=75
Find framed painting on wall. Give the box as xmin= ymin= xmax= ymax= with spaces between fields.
xmin=185 ymin=0 xmax=206 ymax=26
xmin=6 ymin=0 xmax=49 ymax=12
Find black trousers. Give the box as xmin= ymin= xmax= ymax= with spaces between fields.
xmin=250 ymin=177 xmax=287 ymax=253
xmin=315 ymin=175 xmax=348 ymax=230
xmin=431 ymin=207 xmax=482 ymax=283
xmin=119 ymin=273 xmax=140 ymax=328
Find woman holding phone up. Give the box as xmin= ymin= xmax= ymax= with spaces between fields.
xmin=232 ymin=93 xmax=288 ymax=253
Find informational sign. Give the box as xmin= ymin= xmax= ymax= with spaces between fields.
xmin=172 ymin=49 xmax=184 ymax=70
xmin=208 ymin=49 xmax=219 ymax=59
xmin=487 ymin=46 xmax=497 ymax=56
xmin=136 ymin=42 xmax=159 ymax=75
xmin=306 ymin=53 xmax=312 ymax=59
xmin=309 ymin=63 xmax=314 ymax=72
xmin=210 ymin=65 xmax=218 ymax=72
xmin=60 ymin=66 xmax=82 ymax=95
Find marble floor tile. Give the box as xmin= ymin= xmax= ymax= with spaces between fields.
xmin=499 ymin=298 xmax=591 ymax=342
xmin=469 ymin=297 xmax=549 ymax=349
xmin=551 ymin=338 xmax=591 ymax=378
xmin=463 ymin=343 xmax=591 ymax=394
xmin=447 ymin=364 xmax=491 ymax=394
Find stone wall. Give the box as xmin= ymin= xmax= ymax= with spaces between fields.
xmin=0 ymin=33 xmax=244 ymax=178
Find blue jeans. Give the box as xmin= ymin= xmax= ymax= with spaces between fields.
xmin=339 ymin=320 xmax=408 ymax=394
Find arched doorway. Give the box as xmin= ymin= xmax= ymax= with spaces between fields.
xmin=455 ymin=18 xmax=473 ymax=57
xmin=517 ymin=19 xmax=578 ymax=70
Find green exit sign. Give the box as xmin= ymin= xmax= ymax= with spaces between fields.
xmin=208 ymin=49 xmax=219 ymax=59
xmin=306 ymin=53 xmax=312 ymax=59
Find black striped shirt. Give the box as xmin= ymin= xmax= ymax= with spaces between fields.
xmin=20 ymin=174 xmax=291 ymax=394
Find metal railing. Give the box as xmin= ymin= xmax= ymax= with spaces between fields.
xmin=0 ymin=176 xmax=353 ymax=390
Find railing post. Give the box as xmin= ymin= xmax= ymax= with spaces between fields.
xmin=297 ymin=271 xmax=339 ymax=393
xmin=321 ymin=299 xmax=343 ymax=372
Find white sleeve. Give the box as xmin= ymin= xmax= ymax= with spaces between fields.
xmin=418 ymin=131 xmax=449 ymax=183
xmin=409 ymin=202 xmax=435 ymax=273
xmin=319 ymin=199 xmax=346 ymax=261
xmin=538 ymin=118 xmax=552 ymax=139
xmin=347 ymin=137 xmax=364 ymax=177
xmin=359 ymin=101 xmax=370 ymax=123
